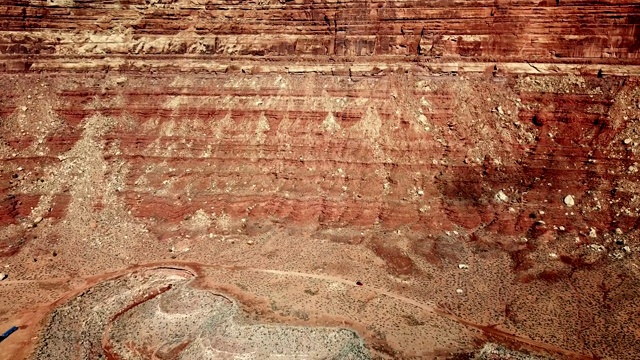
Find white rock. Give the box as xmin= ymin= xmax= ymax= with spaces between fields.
xmin=495 ymin=190 xmax=509 ymax=202
xmin=623 ymin=246 xmax=631 ymax=253
xmin=611 ymin=251 xmax=625 ymax=260
xmin=563 ymin=195 xmax=575 ymax=207
xmin=559 ymin=226 xmax=565 ymax=231
xmin=624 ymin=138 xmax=633 ymax=145
xmin=20 ymin=106 xmax=27 ymax=112
xmin=246 ymin=240 xmax=255 ymax=245
xmin=615 ymin=228 xmax=623 ymax=235
xmin=458 ymin=264 xmax=469 ymax=270
xmin=416 ymin=189 xmax=424 ymax=196
xmin=0 ymin=273 xmax=6 ymax=281
xmin=33 ymin=216 xmax=43 ymax=226
xmin=588 ymin=244 xmax=605 ymax=252
xmin=456 ymin=288 xmax=464 ymax=295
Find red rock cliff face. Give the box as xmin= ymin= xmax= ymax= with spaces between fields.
xmin=1 ymin=1 xmax=640 ymax=360
xmin=0 ymin=0 xmax=640 ymax=62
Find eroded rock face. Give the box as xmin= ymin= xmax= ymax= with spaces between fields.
xmin=0 ymin=0 xmax=639 ymax=61
xmin=4 ymin=70 xmax=638 ymax=359
xmin=4 ymin=73 xmax=640 ymax=259
xmin=1 ymin=1 xmax=640 ymax=360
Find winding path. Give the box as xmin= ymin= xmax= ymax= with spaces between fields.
xmin=1 ymin=261 xmax=595 ymax=360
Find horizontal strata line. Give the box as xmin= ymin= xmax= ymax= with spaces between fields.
xmin=0 ymin=0 xmax=636 ymax=4
xmin=118 ymin=193 xmax=391 ymax=204
xmin=0 ymin=28 xmax=635 ymax=36
xmin=1 ymin=2 xmax=639 ymax=11
xmin=3 ymin=53 xmax=640 ymax=65
xmin=1 ymin=22 xmax=638 ymax=32
xmin=5 ymin=59 xmax=640 ymax=76
xmin=96 ymin=154 xmax=637 ymax=166
xmin=101 ymin=155 xmax=446 ymax=166
xmin=0 ymin=20 xmax=636 ymax=27
xmin=54 ymin=92 xmax=437 ymax=99
xmin=0 ymin=159 xmax=635 ymax=175
xmin=1 ymin=23 xmax=636 ymax=30
xmin=50 ymin=93 xmax=596 ymax=101
xmin=1 ymin=21 xmax=639 ymax=31
xmin=53 ymin=93 xmax=396 ymax=100
xmin=2 ymin=9 xmax=639 ymax=17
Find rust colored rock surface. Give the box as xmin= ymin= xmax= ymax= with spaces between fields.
xmin=0 ymin=0 xmax=640 ymax=62
xmin=1 ymin=1 xmax=640 ymax=360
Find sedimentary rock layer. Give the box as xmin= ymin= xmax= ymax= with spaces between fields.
xmin=0 ymin=0 xmax=640 ymax=62
xmin=1 ymin=1 xmax=640 ymax=360
xmin=2 ymin=70 xmax=640 ymax=359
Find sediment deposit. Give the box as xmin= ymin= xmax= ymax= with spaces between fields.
xmin=1 ymin=1 xmax=640 ymax=359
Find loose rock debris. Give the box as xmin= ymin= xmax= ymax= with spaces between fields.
xmin=563 ymin=195 xmax=575 ymax=207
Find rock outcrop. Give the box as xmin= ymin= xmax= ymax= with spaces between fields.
xmin=1 ymin=1 xmax=640 ymax=360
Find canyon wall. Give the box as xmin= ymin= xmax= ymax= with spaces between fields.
xmin=1 ymin=1 xmax=640 ymax=359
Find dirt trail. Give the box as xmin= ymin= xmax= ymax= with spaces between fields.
xmin=243 ymin=267 xmax=594 ymax=360
xmin=0 ymin=261 xmax=594 ymax=360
